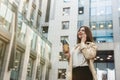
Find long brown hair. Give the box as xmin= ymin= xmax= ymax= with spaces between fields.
xmin=77 ymin=26 xmax=94 ymax=43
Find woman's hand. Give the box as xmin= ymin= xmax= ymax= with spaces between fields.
xmin=81 ymin=33 xmax=86 ymax=43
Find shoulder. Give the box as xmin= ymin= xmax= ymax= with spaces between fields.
xmin=86 ymin=42 xmax=97 ymax=48
xmin=86 ymin=42 xmax=96 ymax=45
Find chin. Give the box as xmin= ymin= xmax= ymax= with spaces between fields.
xmin=78 ymin=36 xmax=82 ymax=39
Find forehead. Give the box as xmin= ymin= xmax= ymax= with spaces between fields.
xmin=80 ymin=27 xmax=85 ymax=30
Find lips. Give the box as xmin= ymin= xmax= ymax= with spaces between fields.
xmin=78 ymin=34 xmax=82 ymax=38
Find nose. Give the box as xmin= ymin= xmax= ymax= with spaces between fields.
xmin=79 ymin=30 xmax=82 ymax=33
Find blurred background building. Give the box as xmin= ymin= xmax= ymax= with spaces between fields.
xmin=0 ymin=0 xmax=120 ymax=80
xmin=0 ymin=0 xmax=52 ymax=80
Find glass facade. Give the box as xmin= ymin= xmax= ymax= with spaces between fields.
xmin=0 ymin=0 xmax=52 ymax=80
xmin=77 ymin=20 xmax=84 ymax=29
xmin=90 ymin=0 xmax=113 ymax=43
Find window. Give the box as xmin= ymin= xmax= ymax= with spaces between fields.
xmin=42 ymin=26 xmax=48 ymax=33
xmin=45 ymin=0 xmax=51 ymax=22
xmin=92 ymin=29 xmax=113 ymax=43
xmin=22 ymin=0 xmax=29 ymax=17
xmin=40 ymin=40 xmax=45 ymax=57
xmin=59 ymin=52 xmax=67 ymax=61
xmin=0 ymin=3 xmax=13 ymax=31
xmin=17 ymin=22 xmax=26 ymax=43
xmin=77 ymin=20 xmax=84 ymax=29
xmin=63 ymin=0 xmax=70 ymax=3
xmin=62 ymin=21 xmax=69 ymax=29
xmin=97 ymin=7 xmax=105 ymax=15
xmin=78 ymin=7 xmax=84 ymax=14
xmin=45 ymin=68 xmax=50 ymax=80
xmin=10 ymin=50 xmax=23 ymax=80
xmin=31 ymin=33 xmax=37 ymax=51
xmin=99 ymin=22 xmax=105 ymax=29
xmin=30 ymin=6 xmax=36 ymax=26
xmin=60 ymin=36 xmax=69 ymax=43
xmin=94 ymin=51 xmax=115 ymax=80
xmin=91 ymin=8 xmax=96 ymax=16
xmin=39 ymin=64 xmax=44 ymax=80
xmin=106 ymin=6 xmax=112 ymax=15
xmin=58 ymin=69 xmax=66 ymax=79
xmin=106 ymin=20 xmax=112 ymax=29
xmin=91 ymin=22 xmax=97 ymax=30
xmin=63 ymin=7 xmax=70 ymax=16
xmin=36 ymin=64 xmax=41 ymax=80
xmin=36 ymin=13 xmax=41 ymax=29
xmin=0 ymin=40 xmax=6 ymax=77
xmin=26 ymin=57 xmax=34 ymax=80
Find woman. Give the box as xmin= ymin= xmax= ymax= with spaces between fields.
xmin=63 ymin=26 xmax=97 ymax=80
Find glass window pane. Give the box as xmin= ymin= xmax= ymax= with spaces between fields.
xmin=0 ymin=3 xmax=7 ymax=18
xmin=106 ymin=6 xmax=112 ymax=15
xmin=40 ymin=64 xmax=44 ymax=80
xmin=59 ymin=52 xmax=67 ymax=61
xmin=0 ymin=40 xmax=6 ymax=76
xmin=30 ymin=7 xmax=36 ymax=26
xmin=36 ymin=14 xmax=41 ymax=29
xmin=10 ymin=50 xmax=22 ymax=80
xmin=26 ymin=57 xmax=34 ymax=80
xmin=60 ymin=36 xmax=69 ymax=42
xmin=91 ymin=8 xmax=96 ymax=16
xmin=77 ymin=20 xmax=84 ymax=29
xmin=78 ymin=7 xmax=84 ymax=14
xmin=63 ymin=0 xmax=70 ymax=2
xmin=62 ymin=21 xmax=69 ymax=29
xmin=31 ymin=33 xmax=37 ymax=51
xmin=58 ymin=69 xmax=66 ymax=79
xmin=17 ymin=22 xmax=26 ymax=43
xmin=63 ymin=7 xmax=70 ymax=16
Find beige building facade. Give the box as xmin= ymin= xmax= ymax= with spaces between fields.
xmin=0 ymin=0 xmax=52 ymax=80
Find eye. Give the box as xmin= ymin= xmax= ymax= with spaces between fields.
xmin=81 ymin=29 xmax=85 ymax=31
xmin=80 ymin=29 xmax=85 ymax=32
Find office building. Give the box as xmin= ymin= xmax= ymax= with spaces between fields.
xmin=0 ymin=0 xmax=52 ymax=80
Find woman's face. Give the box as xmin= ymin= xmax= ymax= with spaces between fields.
xmin=77 ymin=27 xmax=86 ymax=39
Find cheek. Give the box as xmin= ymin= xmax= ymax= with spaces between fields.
xmin=78 ymin=34 xmax=82 ymax=39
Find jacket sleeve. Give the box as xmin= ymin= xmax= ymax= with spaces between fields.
xmin=80 ymin=42 xmax=97 ymax=59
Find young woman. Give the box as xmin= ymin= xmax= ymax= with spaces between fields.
xmin=63 ymin=26 xmax=97 ymax=80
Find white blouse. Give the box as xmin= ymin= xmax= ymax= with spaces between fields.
xmin=71 ymin=44 xmax=88 ymax=68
